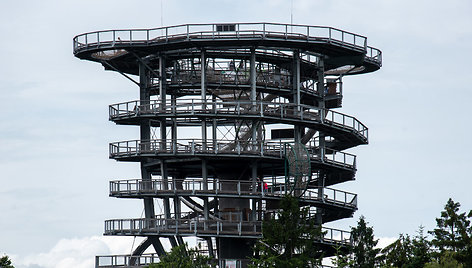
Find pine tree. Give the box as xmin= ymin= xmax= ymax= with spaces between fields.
xmin=350 ymin=216 xmax=381 ymax=268
xmin=379 ymin=226 xmax=431 ymax=268
xmin=429 ymin=198 xmax=472 ymax=266
xmin=249 ymin=194 xmax=323 ymax=268
xmin=333 ymin=216 xmax=381 ymax=268
xmin=0 ymin=255 xmax=14 ymax=268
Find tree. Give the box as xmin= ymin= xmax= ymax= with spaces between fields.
xmin=334 ymin=216 xmax=381 ymax=268
xmin=148 ymin=243 xmax=214 ymax=268
xmin=429 ymin=198 xmax=472 ymax=266
xmin=249 ymin=194 xmax=323 ymax=268
xmin=409 ymin=226 xmax=432 ymax=267
xmin=0 ymin=255 xmax=14 ymax=268
xmin=378 ymin=226 xmax=431 ymax=268
xmin=379 ymin=234 xmax=412 ymax=267
xmin=424 ymin=251 xmax=464 ymax=268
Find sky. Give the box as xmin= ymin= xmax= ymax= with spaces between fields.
xmin=1 ymin=0 xmax=472 ymax=267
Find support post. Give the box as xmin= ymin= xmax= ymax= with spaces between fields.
xmin=201 ymin=49 xmax=207 ymax=150
xmin=316 ymin=57 xmax=326 ymax=226
xmin=171 ymin=94 xmax=177 ymax=153
xmin=293 ymin=50 xmax=302 ymax=143
xmin=251 ymin=163 xmax=257 ymax=221
xmin=202 ymin=159 xmax=209 ymax=230
xmin=250 ymin=48 xmax=258 ymax=150
xmin=212 ymin=94 xmax=217 ymax=152
xmin=250 ymin=47 xmax=256 ymax=110
xmin=139 ymin=61 xmax=155 ymax=220
xmin=159 ymin=55 xmax=167 ymax=148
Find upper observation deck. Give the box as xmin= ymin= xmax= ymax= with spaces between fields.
xmin=73 ymin=23 xmax=382 ymax=75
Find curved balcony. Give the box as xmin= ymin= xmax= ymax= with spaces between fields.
xmin=104 ymin=215 xmax=351 ymax=247
xmin=73 ymin=23 xmax=381 ymax=74
xmin=109 ymin=139 xmax=356 ymax=171
xmin=109 ymin=179 xmax=357 ymax=211
xmin=109 ymin=99 xmax=367 ymax=148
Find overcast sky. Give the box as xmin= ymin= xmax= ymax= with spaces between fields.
xmin=1 ymin=0 xmax=472 ymax=267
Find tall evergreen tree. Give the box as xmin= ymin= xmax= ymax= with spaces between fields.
xmin=249 ymin=195 xmax=323 ymax=268
xmin=379 ymin=226 xmax=431 ymax=267
xmin=379 ymin=234 xmax=412 ymax=267
xmin=350 ymin=216 xmax=381 ymax=268
xmin=333 ymin=216 xmax=381 ymax=268
xmin=429 ymin=198 xmax=472 ymax=265
xmin=409 ymin=226 xmax=432 ymax=267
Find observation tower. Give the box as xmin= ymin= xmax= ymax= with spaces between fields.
xmin=73 ymin=23 xmax=381 ymax=267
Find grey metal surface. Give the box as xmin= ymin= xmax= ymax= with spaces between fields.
xmin=73 ymin=22 xmax=381 ymax=267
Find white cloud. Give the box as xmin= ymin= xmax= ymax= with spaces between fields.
xmin=11 ymin=236 xmax=144 ymax=268
xmin=376 ymin=236 xmax=398 ymax=249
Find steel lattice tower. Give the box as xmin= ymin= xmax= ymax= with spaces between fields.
xmin=73 ymin=23 xmax=381 ymax=267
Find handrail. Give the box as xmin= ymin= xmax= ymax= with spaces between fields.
xmin=104 ymin=215 xmax=350 ymax=245
xmin=108 ymin=139 xmax=357 ymax=168
xmin=95 ymin=254 xmax=160 ymax=267
xmin=73 ymin=23 xmax=381 ymax=63
xmin=95 ymin=254 xmax=337 ymax=268
xmin=109 ymin=178 xmax=357 ymax=208
xmin=109 ymin=99 xmax=368 ymax=141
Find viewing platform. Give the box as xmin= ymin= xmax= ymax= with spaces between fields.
xmin=109 ymin=99 xmax=368 ymax=149
xmin=109 ymin=178 xmax=357 ymax=210
xmin=73 ymin=23 xmax=382 ymax=75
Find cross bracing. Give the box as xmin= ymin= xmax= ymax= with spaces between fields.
xmin=73 ymin=22 xmax=381 ymax=267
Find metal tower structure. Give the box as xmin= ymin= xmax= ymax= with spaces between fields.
xmin=73 ymin=23 xmax=382 ymax=267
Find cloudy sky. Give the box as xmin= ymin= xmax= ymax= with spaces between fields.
xmin=1 ymin=0 xmax=472 ymax=267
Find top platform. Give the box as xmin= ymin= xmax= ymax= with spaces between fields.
xmin=73 ymin=22 xmax=382 ymax=75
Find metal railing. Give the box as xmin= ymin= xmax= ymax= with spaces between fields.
xmin=104 ymin=215 xmax=351 ymax=245
xmin=108 ymin=139 xmax=357 ymax=169
xmin=73 ymin=23 xmax=381 ymax=65
xmin=109 ymin=99 xmax=368 ymax=141
xmin=95 ymin=254 xmax=159 ymax=268
xmin=109 ymin=178 xmax=357 ymax=208
xmin=322 ymin=227 xmax=352 ymax=245
xmin=104 ymin=214 xmax=262 ymax=237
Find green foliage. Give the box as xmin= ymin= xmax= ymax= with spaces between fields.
xmin=349 ymin=216 xmax=381 ymax=268
xmin=148 ymin=243 xmax=214 ymax=268
xmin=333 ymin=216 xmax=383 ymax=268
xmin=0 ymin=255 xmax=14 ymax=268
xmin=424 ymin=251 xmax=464 ymax=268
xmin=249 ymin=195 xmax=323 ymax=268
xmin=379 ymin=226 xmax=431 ymax=268
xmin=429 ymin=198 xmax=472 ymax=266
xmin=409 ymin=226 xmax=433 ymax=267
xmin=380 ymin=234 xmax=412 ymax=267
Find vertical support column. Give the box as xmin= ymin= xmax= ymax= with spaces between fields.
xmin=201 ymin=49 xmax=209 ymax=230
xmin=251 ymin=163 xmax=257 ymax=221
xmin=202 ymin=160 xmax=209 ymax=230
xmin=139 ymin=62 xmax=155 ymax=220
xmin=171 ymin=94 xmax=177 ymax=153
xmin=316 ymin=57 xmax=325 ymax=226
xmin=174 ymin=174 xmax=184 ymax=246
xmin=212 ymin=56 xmax=217 ymax=152
xmin=293 ymin=50 xmax=301 ymax=143
xmin=212 ymin=94 xmax=217 ymax=152
xmin=250 ymin=47 xmax=258 ymax=150
xmin=201 ymin=49 xmax=207 ymax=150
xmin=159 ymin=55 xmax=172 ymax=228
xmin=250 ymin=47 xmax=257 ymax=110
xmin=159 ymin=55 xmax=167 ymax=146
